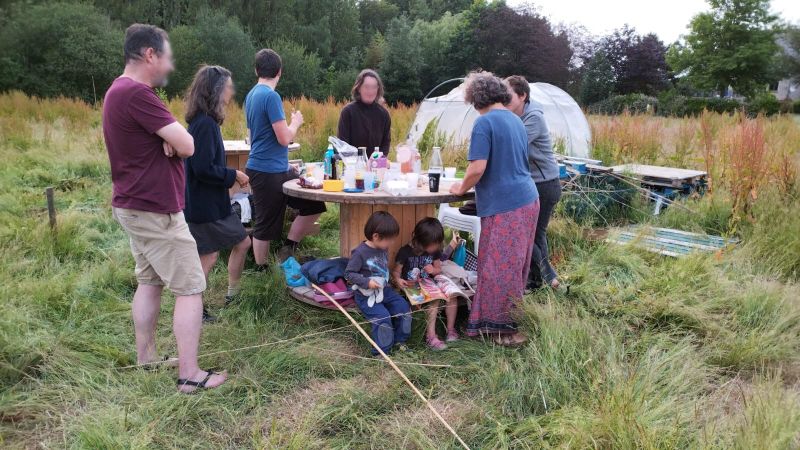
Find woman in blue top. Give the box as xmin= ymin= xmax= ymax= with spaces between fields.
xmin=184 ymin=65 xmax=252 ymax=318
xmin=449 ymin=72 xmax=540 ymax=346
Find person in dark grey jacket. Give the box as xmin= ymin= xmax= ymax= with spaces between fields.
xmin=506 ymin=76 xmax=562 ymax=290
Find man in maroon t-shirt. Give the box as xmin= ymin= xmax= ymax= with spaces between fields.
xmin=103 ymin=24 xmax=226 ymax=392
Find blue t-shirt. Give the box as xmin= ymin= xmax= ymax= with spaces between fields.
xmin=468 ymin=109 xmax=538 ymax=217
xmin=244 ymin=84 xmax=287 ymax=173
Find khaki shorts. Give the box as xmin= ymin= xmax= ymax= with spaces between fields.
xmin=113 ymin=207 xmax=206 ymax=296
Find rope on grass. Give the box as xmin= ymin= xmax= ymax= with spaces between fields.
xmin=311 ymin=283 xmax=472 ymax=450
xmin=296 ymin=342 xmax=453 ymax=368
xmin=115 ymin=301 xmax=456 ymax=370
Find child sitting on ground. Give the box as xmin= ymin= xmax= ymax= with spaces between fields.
xmin=392 ymin=217 xmax=462 ymax=350
xmin=345 ymin=211 xmax=411 ymax=355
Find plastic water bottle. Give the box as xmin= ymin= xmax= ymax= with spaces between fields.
xmin=428 ymin=146 xmax=443 ymax=174
xmin=324 ymin=145 xmax=334 ymax=179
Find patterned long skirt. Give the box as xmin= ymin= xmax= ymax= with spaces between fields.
xmin=466 ymin=199 xmax=540 ymax=336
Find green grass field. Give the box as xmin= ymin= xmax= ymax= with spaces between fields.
xmin=1 ymin=93 xmax=799 ymax=449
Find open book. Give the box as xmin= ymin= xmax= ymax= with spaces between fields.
xmin=403 ymin=275 xmax=469 ymax=306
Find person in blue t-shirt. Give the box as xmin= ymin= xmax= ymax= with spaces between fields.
xmin=244 ymin=49 xmax=326 ymax=267
xmin=448 ymin=71 xmax=540 ymax=347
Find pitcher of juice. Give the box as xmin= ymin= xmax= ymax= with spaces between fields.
xmin=397 ymin=143 xmax=413 ymax=174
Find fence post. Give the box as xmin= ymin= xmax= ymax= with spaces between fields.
xmin=45 ymin=186 xmax=56 ymax=230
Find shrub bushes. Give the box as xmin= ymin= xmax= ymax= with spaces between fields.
xmin=745 ymin=93 xmax=781 ymax=117
xmin=657 ymin=91 xmax=742 ymax=116
xmin=592 ymin=91 xmax=787 ymax=117
xmin=681 ymin=97 xmax=742 ymax=115
xmin=0 ymin=3 xmax=122 ymax=103
xmin=587 ymin=93 xmax=658 ymax=115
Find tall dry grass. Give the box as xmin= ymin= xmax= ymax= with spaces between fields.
xmin=165 ymin=95 xmax=416 ymax=163
xmin=588 ymin=111 xmax=800 ymax=203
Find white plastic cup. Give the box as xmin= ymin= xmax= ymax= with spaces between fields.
xmin=406 ymin=172 xmax=419 ymax=189
xmin=364 ymin=172 xmax=375 ymax=191
xmin=444 ymin=167 xmax=457 ymax=179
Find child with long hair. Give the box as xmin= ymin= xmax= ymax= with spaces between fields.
xmin=392 ymin=217 xmax=462 ymax=350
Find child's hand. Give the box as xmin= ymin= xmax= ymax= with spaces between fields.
xmin=423 ymin=264 xmax=436 ymax=275
xmin=450 ymin=231 xmax=461 ymax=248
xmin=395 ymin=278 xmax=409 ymax=288
xmin=368 ymin=280 xmax=381 ymax=290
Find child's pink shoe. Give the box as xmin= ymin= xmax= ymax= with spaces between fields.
xmin=426 ymin=336 xmax=447 ymax=351
xmin=446 ymin=330 xmax=460 ymax=342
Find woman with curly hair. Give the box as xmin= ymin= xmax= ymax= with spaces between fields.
xmin=449 ymin=72 xmax=540 ymax=346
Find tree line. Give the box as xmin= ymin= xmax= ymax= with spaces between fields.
xmin=0 ymin=0 xmax=797 ymax=109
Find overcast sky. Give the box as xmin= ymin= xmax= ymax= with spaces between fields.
xmin=507 ymin=0 xmax=800 ymax=43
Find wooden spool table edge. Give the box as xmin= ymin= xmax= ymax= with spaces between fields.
xmin=282 ymin=180 xmax=474 ymax=205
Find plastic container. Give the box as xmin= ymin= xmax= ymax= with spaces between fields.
xmin=558 ymin=163 xmax=568 ymax=178
xmin=322 ymin=179 xmax=344 ymax=192
xmin=324 ymin=145 xmax=334 ymax=179
xmin=406 ymin=172 xmax=419 ymax=189
xmin=364 ymin=171 xmax=375 ymax=191
xmin=397 ymin=144 xmax=413 ymax=174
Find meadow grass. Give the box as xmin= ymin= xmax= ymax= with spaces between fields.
xmin=1 ymin=93 xmax=799 ymax=449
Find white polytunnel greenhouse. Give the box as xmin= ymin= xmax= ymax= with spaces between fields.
xmin=406 ymin=81 xmax=592 ymax=159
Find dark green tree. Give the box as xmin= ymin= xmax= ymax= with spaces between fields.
xmin=411 ymin=12 xmax=464 ymax=93
xmin=667 ymin=0 xmax=781 ymax=98
xmin=93 ymin=0 xmax=208 ymax=30
xmin=0 ymin=2 xmax=122 ymax=103
xmin=364 ymin=33 xmax=387 ymax=69
xmin=442 ymin=0 xmax=486 ymax=79
xmin=168 ymin=10 xmax=256 ymax=101
xmin=320 ymin=65 xmax=359 ymax=100
xmin=359 ymin=0 xmax=401 ymax=45
xmin=268 ymin=39 xmax=322 ymax=99
xmin=579 ymin=51 xmax=615 ymax=105
xmin=381 ymin=16 xmax=421 ymax=104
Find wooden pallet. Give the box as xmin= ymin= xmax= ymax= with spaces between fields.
xmin=607 ymin=226 xmax=737 ymax=257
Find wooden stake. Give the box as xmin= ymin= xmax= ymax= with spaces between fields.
xmin=45 ymin=187 xmax=56 ymax=230
xmin=311 ymin=283 xmax=471 ymax=450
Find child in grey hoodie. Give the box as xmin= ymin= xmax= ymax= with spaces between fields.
xmin=344 ymin=211 xmax=411 ymax=354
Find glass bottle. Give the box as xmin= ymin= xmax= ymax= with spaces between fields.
xmin=428 ymin=146 xmax=443 ymax=174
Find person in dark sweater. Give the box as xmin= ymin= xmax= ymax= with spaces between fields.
xmin=344 ymin=211 xmax=411 ymax=355
xmin=184 ymin=65 xmax=252 ymax=315
xmin=506 ymin=76 xmax=562 ymax=291
xmin=337 ymin=69 xmax=391 ymax=155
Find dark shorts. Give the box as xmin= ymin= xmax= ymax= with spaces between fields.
xmin=246 ymin=168 xmax=327 ymax=241
xmin=187 ymin=211 xmax=248 ymax=255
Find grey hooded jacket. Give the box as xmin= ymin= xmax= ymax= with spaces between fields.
xmin=521 ymin=101 xmax=560 ymax=183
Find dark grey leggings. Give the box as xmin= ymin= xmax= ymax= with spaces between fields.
xmin=528 ymin=178 xmax=562 ymax=286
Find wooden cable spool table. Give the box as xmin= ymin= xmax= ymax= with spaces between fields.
xmin=283 ymin=180 xmax=475 ymax=263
